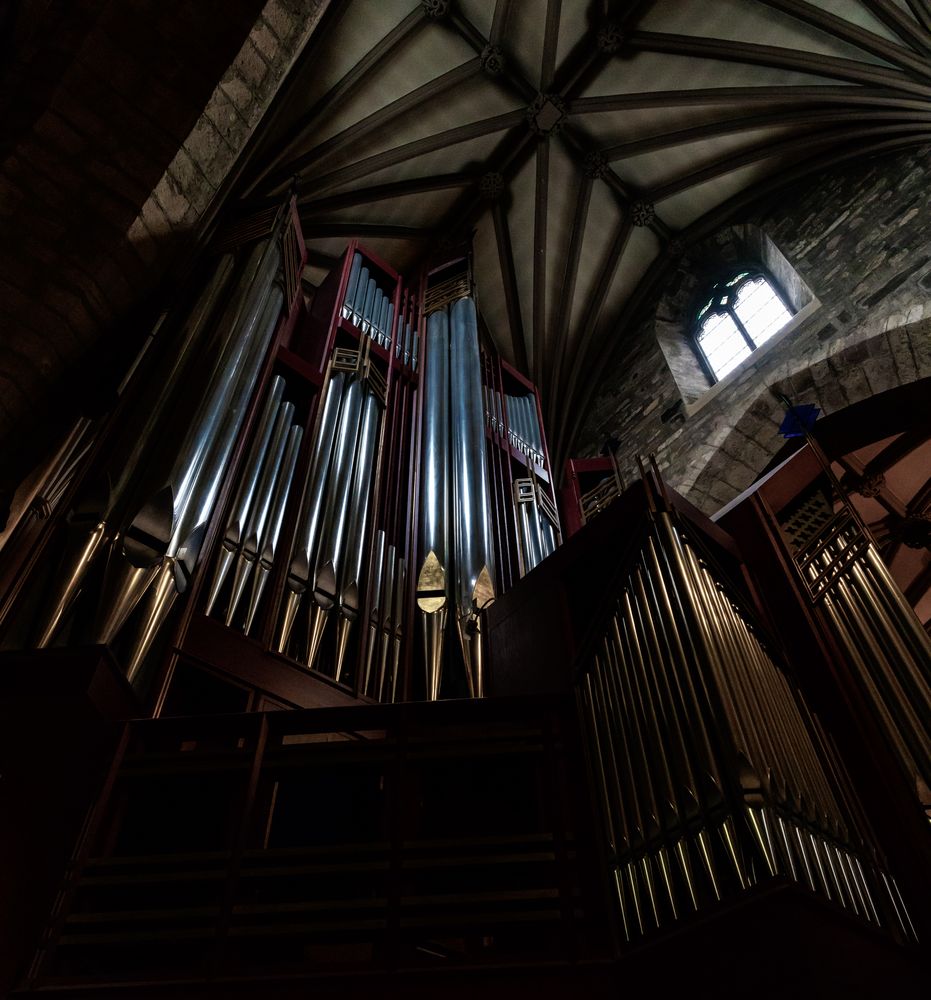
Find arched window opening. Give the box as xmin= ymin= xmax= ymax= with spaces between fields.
xmin=695 ymin=271 xmax=793 ymax=381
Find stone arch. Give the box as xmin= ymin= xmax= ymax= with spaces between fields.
xmin=678 ymin=314 xmax=931 ymax=513
xmin=655 ymin=223 xmax=815 ymax=405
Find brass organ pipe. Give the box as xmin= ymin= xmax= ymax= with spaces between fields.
xmin=590 ymin=645 xmax=634 ymax=853
xmin=244 ymin=423 xmax=303 ymax=635
xmin=833 ymin=571 xmax=929 ymax=776
xmin=641 ymin=545 xmax=720 ymax=804
xmin=849 ymin=554 xmax=931 ymax=737
xmin=206 ymin=375 xmax=286 ymax=616
xmin=226 ymin=401 xmax=294 ymax=624
xmin=657 ymin=522 xmax=751 ymax=888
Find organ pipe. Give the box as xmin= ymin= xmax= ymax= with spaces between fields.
xmin=579 ymin=481 xmax=914 ymax=942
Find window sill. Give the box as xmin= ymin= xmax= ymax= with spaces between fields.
xmin=683 ymin=296 xmax=821 ymax=420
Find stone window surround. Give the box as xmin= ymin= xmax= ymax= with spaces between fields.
xmin=685 ymin=294 xmax=822 ymax=420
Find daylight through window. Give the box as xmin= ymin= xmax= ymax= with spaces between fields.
xmin=695 ymin=272 xmax=793 ymax=381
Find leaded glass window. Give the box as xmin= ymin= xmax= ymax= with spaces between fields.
xmin=695 ymin=271 xmax=793 ymax=381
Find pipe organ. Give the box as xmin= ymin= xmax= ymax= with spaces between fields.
xmin=0 ymin=207 xmax=928 ymax=992
xmin=580 ymin=498 xmax=915 ymax=941
xmin=0 ymin=208 xmax=561 ymax=710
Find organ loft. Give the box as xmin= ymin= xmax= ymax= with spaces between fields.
xmin=2 ymin=1 xmax=931 ymax=997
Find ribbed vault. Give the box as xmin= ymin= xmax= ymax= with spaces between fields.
xmin=237 ymin=0 xmax=931 ymax=469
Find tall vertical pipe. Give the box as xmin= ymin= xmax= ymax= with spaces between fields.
xmin=449 ymin=295 xmax=495 ymax=697
xmin=96 ymin=241 xmax=282 ymax=652
xmin=306 ymin=376 xmax=365 ymax=668
xmin=342 ymin=253 xmax=362 ymax=320
xmin=417 ymin=309 xmax=450 ymax=701
xmin=244 ymin=423 xmax=303 ymax=634
xmin=33 ymin=253 xmax=235 ymax=647
xmin=226 ymin=400 xmax=295 ymax=624
xmin=205 ymin=375 xmax=286 ymax=615
xmin=278 ymin=370 xmax=346 ymax=652
xmin=334 ymin=388 xmax=382 ymax=681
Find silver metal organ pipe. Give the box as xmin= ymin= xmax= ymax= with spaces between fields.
xmin=244 ymin=423 xmax=303 ymax=635
xmin=120 ymin=282 xmax=285 ymax=683
xmin=411 ymin=331 xmax=419 ymax=371
xmin=386 ymin=303 xmax=395 ymax=352
xmin=361 ymin=277 xmax=376 ymax=336
xmin=390 ymin=557 xmax=406 ymax=703
xmin=171 ymin=280 xmax=285 ymax=590
xmin=277 ymin=369 xmax=346 ymax=652
xmin=417 ymin=308 xmax=450 ymax=701
xmin=334 ymin=387 xmax=382 ymax=681
xmin=94 ymin=243 xmax=282 ymax=649
xmin=363 ymin=530 xmax=387 ymax=694
xmin=449 ymin=295 xmax=495 ymax=698
xmin=378 ymin=545 xmax=397 ymax=701
xmin=306 ymin=376 xmax=365 ymax=668
xmin=205 ymin=375 xmax=286 ymax=616
xmin=372 ymin=288 xmax=384 ymax=342
xmin=355 ymin=266 xmax=370 ymax=328
xmin=226 ymin=400 xmax=294 ymax=624
xmin=33 ymin=253 xmax=235 ymax=647
xmin=342 ymin=253 xmax=362 ymax=320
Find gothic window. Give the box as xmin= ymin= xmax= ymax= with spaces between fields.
xmin=694 ymin=270 xmax=793 ymax=381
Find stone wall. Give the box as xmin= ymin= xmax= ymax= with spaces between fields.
xmin=577 ymin=145 xmax=931 ymax=512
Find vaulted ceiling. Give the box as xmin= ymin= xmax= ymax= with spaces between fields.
xmin=237 ymin=0 xmax=931 ymax=465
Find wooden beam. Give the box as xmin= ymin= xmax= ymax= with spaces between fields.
xmin=244 ymin=7 xmax=427 ymax=196
xmin=490 ymin=0 xmax=512 ymax=44
xmin=864 ymin=424 xmax=931 ymax=478
xmin=492 ymin=199 xmax=529 ymax=374
xmin=300 ymin=222 xmax=431 ymax=241
xmin=532 ymin=138 xmax=550 ymax=382
xmin=647 ymin=121 xmax=931 ymax=203
xmin=756 ymin=0 xmax=931 ymax=81
xmin=905 ymin=0 xmax=931 ymax=33
xmin=299 ymin=173 xmax=475 ymax=213
xmin=558 ymin=216 xmax=633 ymax=456
xmin=547 ymin=172 xmax=593 ymax=416
xmin=540 ymin=0 xmax=562 ymax=90
xmin=568 ymin=85 xmax=930 ymax=114
xmin=263 ymin=58 xmax=483 ymax=190
xmin=862 ymin=0 xmax=931 ymax=56
xmin=305 ymin=109 xmax=527 ymax=197
xmin=627 ymin=30 xmax=931 ymax=98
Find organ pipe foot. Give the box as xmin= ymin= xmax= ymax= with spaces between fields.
xmin=421 ymin=609 xmax=447 ymax=701
xmin=225 ymin=553 xmax=254 ymax=627
xmin=456 ymin=614 xmax=484 ymax=699
xmin=34 ymin=520 xmax=110 ymax=647
xmin=306 ymin=602 xmax=330 ymax=670
xmin=276 ymin=589 xmax=303 ymax=654
xmin=92 ymin=547 xmax=161 ymax=645
xmin=334 ymin=614 xmax=354 ymax=684
xmin=124 ymin=559 xmax=179 ymax=688
xmin=205 ymin=545 xmax=236 ymax=618
xmin=243 ymin=563 xmax=271 ymax=636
